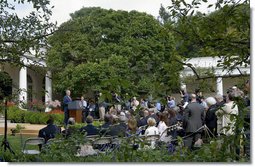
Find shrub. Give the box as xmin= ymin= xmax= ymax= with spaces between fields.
xmin=7 ymin=106 xmax=64 ymax=125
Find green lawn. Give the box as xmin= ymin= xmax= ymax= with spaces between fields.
xmin=0 ymin=134 xmax=36 ymax=154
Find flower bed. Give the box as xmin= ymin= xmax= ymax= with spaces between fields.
xmin=47 ymin=108 xmax=64 ymax=114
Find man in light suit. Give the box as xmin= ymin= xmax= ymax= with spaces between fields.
xmin=63 ymin=90 xmax=72 ymax=126
xmin=184 ymin=94 xmax=205 ymax=149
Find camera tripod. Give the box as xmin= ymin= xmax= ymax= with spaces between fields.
xmin=1 ymin=99 xmax=15 ymax=155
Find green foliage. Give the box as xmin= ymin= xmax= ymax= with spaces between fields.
xmin=182 ymin=67 xmax=216 ymax=92
xmin=0 ymin=0 xmax=56 ymax=68
xmin=47 ymin=7 xmax=182 ymax=98
xmin=7 ymin=106 xmax=64 ymax=125
xmin=160 ymin=0 xmax=249 ymax=70
xmin=10 ymin=124 xmax=25 ymax=136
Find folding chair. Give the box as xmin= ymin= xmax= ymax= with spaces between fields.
xmin=22 ymin=137 xmax=45 ymax=155
xmin=144 ymin=134 xmax=160 ymax=149
xmin=145 ymin=134 xmax=160 ymax=143
xmin=86 ymin=135 xmax=100 ymax=143
xmin=92 ymin=136 xmax=112 ymax=153
xmin=110 ymin=136 xmax=122 ymax=150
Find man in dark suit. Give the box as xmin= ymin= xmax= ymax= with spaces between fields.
xmin=80 ymin=116 xmax=99 ymax=136
xmin=38 ymin=117 xmax=60 ymax=150
xmin=184 ymin=94 xmax=205 ymax=149
xmin=63 ymin=90 xmax=72 ymax=126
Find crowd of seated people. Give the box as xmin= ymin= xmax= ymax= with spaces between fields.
xmin=40 ymin=82 xmax=249 ymax=153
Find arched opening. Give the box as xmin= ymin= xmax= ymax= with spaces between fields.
xmin=27 ymin=74 xmax=33 ymax=102
xmin=0 ymin=71 xmax=12 ymax=100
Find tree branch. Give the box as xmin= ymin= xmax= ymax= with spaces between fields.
xmin=0 ymin=31 xmax=55 ymax=44
xmin=174 ymin=58 xmax=201 ymax=79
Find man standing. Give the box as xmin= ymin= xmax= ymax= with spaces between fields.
xmin=184 ymin=94 xmax=205 ymax=149
xmin=63 ymin=90 xmax=72 ymax=126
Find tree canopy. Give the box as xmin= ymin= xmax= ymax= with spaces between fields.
xmin=47 ymin=0 xmax=250 ymax=99
xmin=47 ymin=7 xmax=182 ymax=99
xmin=0 ymin=0 xmax=56 ymax=67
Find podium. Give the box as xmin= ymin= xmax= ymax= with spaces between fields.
xmin=68 ymin=100 xmax=83 ymax=123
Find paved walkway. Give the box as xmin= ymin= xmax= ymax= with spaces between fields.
xmin=0 ymin=116 xmax=47 ymax=136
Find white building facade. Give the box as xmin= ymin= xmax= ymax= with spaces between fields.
xmin=0 ymin=55 xmax=52 ymax=111
xmin=181 ymin=56 xmax=250 ymax=95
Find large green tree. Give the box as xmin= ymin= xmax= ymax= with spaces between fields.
xmin=47 ymin=7 xmax=182 ymax=99
xmin=0 ymin=0 xmax=56 ymax=67
xmin=159 ymin=0 xmax=249 ymax=73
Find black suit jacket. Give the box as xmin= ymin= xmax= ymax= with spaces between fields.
xmin=137 ymin=117 xmax=148 ymax=127
xmin=38 ymin=124 xmax=60 ymax=142
xmin=184 ymin=102 xmax=205 ymax=133
xmin=108 ymin=123 xmax=127 ymax=137
xmin=80 ymin=124 xmax=99 ymax=136
xmin=205 ymin=104 xmax=218 ymax=129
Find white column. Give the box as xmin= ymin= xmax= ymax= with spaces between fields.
xmin=19 ymin=66 xmax=27 ymax=105
xmin=45 ymin=71 xmax=52 ymax=112
xmin=216 ymin=77 xmax=223 ymax=95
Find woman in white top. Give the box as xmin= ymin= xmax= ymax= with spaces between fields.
xmin=216 ymin=88 xmax=240 ymax=136
xmin=145 ymin=117 xmax=159 ymax=136
xmin=145 ymin=117 xmax=159 ymax=149
xmin=157 ymin=112 xmax=168 ymax=142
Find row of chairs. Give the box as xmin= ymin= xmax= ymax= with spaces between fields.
xmin=21 ymin=122 xmax=183 ymax=156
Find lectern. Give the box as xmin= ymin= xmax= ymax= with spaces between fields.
xmin=68 ymin=100 xmax=83 ymax=123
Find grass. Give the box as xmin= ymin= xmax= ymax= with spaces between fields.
xmin=0 ymin=134 xmax=36 ymax=155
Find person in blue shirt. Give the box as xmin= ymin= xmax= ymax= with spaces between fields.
xmin=156 ymin=100 xmax=161 ymax=112
xmin=63 ymin=90 xmax=72 ymax=126
xmin=167 ymin=96 xmax=176 ymax=109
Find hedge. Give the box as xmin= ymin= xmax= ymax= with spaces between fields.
xmin=7 ymin=106 xmax=64 ymax=125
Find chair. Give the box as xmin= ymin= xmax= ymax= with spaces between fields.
xmin=143 ymin=135 xmax=160 ymax=149
xmin=86 ymin=135 xmax=100 ymax=143
xmin=145 ymin=134 xmax=160 ymax=142
xmin=111 ymin=136 xmax=121 ymax=145
xmin=92 ymin=136 xmax=112 ymax=153
xmin=93 ymin=136 xmax=112 ymax=145
xmin=22 ymin=137 xmax=45 ymax=155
